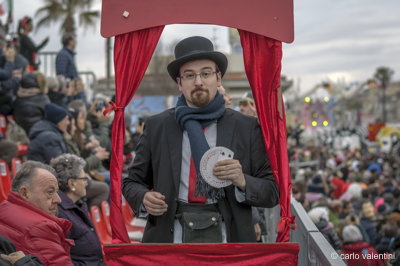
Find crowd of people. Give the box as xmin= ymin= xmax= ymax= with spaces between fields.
xmin=289 ymin=128 xmax=400 ymax=265
xmin=0 ymin=16 xmax=123 ymax=265
xmin=0 ymin=14 xmax=116 ymax=209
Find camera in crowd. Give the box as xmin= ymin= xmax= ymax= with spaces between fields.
xmin=96 ymin=99 xmax=106 ymax=112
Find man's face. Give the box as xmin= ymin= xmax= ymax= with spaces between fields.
xmin=177 ymin=59 xmax=221 ymax=108
xmin=25 ymin=21 xmax=33 ymax=32
xmin=77 ymin=110 xmax=87 ymax=131
xmin=20 ymin=169 xmax=61 ymax=216
xmin=218 ymin=85 xmax=232 ymax=108
xmin=71 ymin=39 xmax=77 ymax=50
xmin=362 ymin=202 xmax=375 ymax=219
xmin=239 ymin=100 xmax=257 ymax=117
xmin=57 ymin=116 xmax=70 ymax=132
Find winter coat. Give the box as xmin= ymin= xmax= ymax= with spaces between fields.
xmin=0 ymin=76 xmax=20 ymax=116
xmin=57 ymin=192 xmax=105 ymax=266
xmin=0 ymin=51 xmax=24 ymax=115
xmin=330 ymin=177 xmax=350 ymax=199
xmin=13 ymin=92 xmax=50 ymax=135
xmin=0 ymin=59 xmax=14 ymax=80
xmin=315 ymin=218 xmax=342 ymax=250
xmin=28 ymin=120 xmax=66 ymax=163
xmin=360 ymin=217 xmax=377 ymax=246
xmin=0 ymin=192 xmax=73 ymax=266
xmin=19 ymin=34 xmax=48 ymax=68
xmin=55 ymin=47 xmax=78 ymax=79
xmin=342 ymin=241 xmax=384 ymax=266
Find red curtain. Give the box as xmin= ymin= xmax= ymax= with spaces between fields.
xmin=104 ymin=243 xmax=299 ymax=265
xmin=107 ymin=26 xmax=164 ymax=243
xmin=238 ymin=30 xmax=295 ymax=242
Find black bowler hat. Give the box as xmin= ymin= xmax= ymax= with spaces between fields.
xmin=167 ymin=36 xmax=228 ymax=82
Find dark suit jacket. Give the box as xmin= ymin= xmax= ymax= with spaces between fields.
xmin=123 ymin=108 xmax=279 ymax=243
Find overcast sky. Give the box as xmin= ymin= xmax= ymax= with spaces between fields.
xmin=7 ymin=0 xmax=400 ymax=92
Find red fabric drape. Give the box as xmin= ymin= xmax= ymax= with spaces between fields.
xmin=104 ymin=243 xmax=299 ymax=265
xmin=108 ymin=26 xmax=164 ymax=243
xmin=238 ymin=30 xmax=295 ymax=242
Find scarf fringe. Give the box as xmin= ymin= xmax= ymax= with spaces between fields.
xmin=195 ymin=173 xmax=225 ymax=200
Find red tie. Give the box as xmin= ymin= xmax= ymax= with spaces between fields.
xmin=188 ymin=156 xmax=206 ymax=203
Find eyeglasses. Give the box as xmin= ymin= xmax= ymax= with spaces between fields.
xmin=239 ymin=100 xmax=249 ymax=107
xmin=76 ymin=177 xmax=89 ymax=182
xmin=239 ymin=100 xmax=255 ymax=107
xmin=180 ymin=70 xmax=217 ymax=81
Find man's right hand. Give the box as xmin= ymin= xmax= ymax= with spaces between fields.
xmin=143 ymin=191 xmax=168 ymax=216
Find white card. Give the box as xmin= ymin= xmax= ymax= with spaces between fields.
xmin=200 ymin=147 xmax=234 ymax=188
xmin=217 ymin=148 xmax=234 ymax=162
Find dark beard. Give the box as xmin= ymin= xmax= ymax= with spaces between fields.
xmin=190 ymin=88 xmax=210 ymax=107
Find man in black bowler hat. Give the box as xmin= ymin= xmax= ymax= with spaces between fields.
xmin=123 ymin=36 xmax=279 ymax=243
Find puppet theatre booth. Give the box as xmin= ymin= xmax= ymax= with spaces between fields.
xmin=101 ymin=0 xmax=299 ymax=264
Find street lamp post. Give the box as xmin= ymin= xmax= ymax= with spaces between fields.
xmin=382 ymin=83 xmax=387 ymax=123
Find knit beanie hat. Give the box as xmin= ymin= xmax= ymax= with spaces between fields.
xmin=342 ymin=225 xmax=363 ymax=243
xmin=345 ymin=183 xmax=363 ymax=199
xmin=308 ymin=207 xmax=329 ymax=224
xmin=45 ymin=103 xmax=68 ymax=124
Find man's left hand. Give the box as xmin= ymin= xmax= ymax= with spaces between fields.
xmin=213 ymin=159 xmax=246 ymax=190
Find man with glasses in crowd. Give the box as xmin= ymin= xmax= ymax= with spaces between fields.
xmin=239 ymin=91 xmax=257 ymax=117
xmin=123 ymin=36 xmax=279 ymax=243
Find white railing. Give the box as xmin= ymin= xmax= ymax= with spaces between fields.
xmin=264 ymin=198 xmax=345 ymax=265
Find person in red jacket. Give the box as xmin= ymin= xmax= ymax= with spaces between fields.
xmin=341 ymin=224 xmax=384 ymax=266
xmin=0 ymin=160 xmax=73 ymax=266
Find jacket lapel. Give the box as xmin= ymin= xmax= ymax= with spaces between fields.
xmin=166 ymin=109 xmax=235 ymax=192
xmin=217 ymin=109 xmax=236 ymax=148
xmin=166 ymin=109 xmax=183 ymax=193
